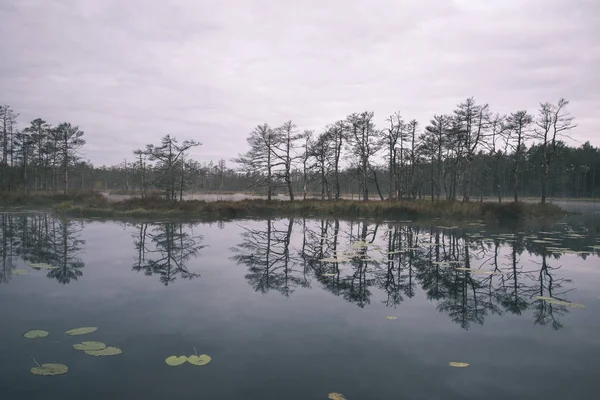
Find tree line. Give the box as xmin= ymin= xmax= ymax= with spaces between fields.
xmin=1 ymin=97 xmax=598 ymax=202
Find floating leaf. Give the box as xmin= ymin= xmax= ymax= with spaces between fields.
xmin=13 ymin=269 xmax=30 ymax=275
xmin=385 ymin=316 xmax=397 ymax=320
xmin=85 ymin=346 xmax=122 ymax=356
xmin=165 ymin=355 xmax=188 ymax=366
xmin=455 ymin=268 xmax=503 ymax=275
xmin=322 ymin=273 xmax=336 ymax=277
xmin=65 ymin=327 xmax=97 ymax=336
xmin=328 ymin=393 xmax=346 ymax=400
xmin=28 ymin=263 xmax=58 ymax=269
xmin=449 ymin=362 xmax=469 ymax=368
xmin=24 ymin=330 xmax=49 ymax=339
xmin=432 ymin=262 xmax=453 ymax=267
xmin=30 ymin=363 xmax=68 ymax=376
xmin=535 ymin=296 xmax=587 ymax=309
xmin=319 ymin=257 xmax=350 ymax=263
xmin=188 ymin=354 xmax=211 ymax=366
xmin=73 ymin=341 xmax=106 ymax=351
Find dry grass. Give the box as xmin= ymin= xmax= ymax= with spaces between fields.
xmin=58 ymin=196 xmax=565 ymax=220
xmin=0 ymin=190 xmax=566 ymax=220
xmin=0 ymin=190 xmax=109 ymax=208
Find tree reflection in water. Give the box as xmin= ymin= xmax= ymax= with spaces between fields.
xmin=231 ymin=218 xmax=588 ymax=330
xmin=132 ymin=222 xmax=205 ymax=286
xmin=0 ymin=213 xmax=85 ymax=284
xmin=0 ymin=213 xmax=593 ymax=331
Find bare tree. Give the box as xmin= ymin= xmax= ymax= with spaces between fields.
xmin=273 ymin=121 xmax=300 ymax=201
xmin=407 ymin=119 xmax=420 ymax=198
xmin=330 ymin=121 xmax=346 ymax=199
xmin=0 ymin=106 xmax=19 ymax=190
xmin=424 ymin=114 xmax=451 ymax=200
xmin=312 ymin=130 xmax=334 ymax=199
xmin=299 ymin=130 xmax=314 ymax=200
xmin=534 ymin=99 xmax=577 ymax=203
xmin=145 ymin=134 xmax=201 ymax=201
xmin=233 ymin=124 xmax=282 ymax=201
xmin=381 ymin=111 xmax=404 ymax=200
xmin=505 ymin=110 xmax=534 ymax=202
xmin=453 ymin=98 xmax=490 ymax=202
xmin=53 ymin=123 xmax=86 ymax=196
xmin=487 ymin=114 xmax=509 ymax=203
xmin=346 ymin=112 xmax=380 ymax=201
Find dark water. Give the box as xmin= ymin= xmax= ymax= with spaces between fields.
xmin=1 ymin=213 xmax=600 ymax=400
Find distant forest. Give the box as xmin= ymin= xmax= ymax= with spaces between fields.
xmin=1 ymin=97 xmax=598 ymax=202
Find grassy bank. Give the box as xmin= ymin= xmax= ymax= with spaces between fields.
xmin=0 ymin=190 xmax=109 ymax=208
xmin=63 ymin=196 xmax=565 ymax=220
xmin=0 ymin=191 xmax=566 ymax=220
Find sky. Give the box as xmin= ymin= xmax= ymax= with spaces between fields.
xmin=1 ymin=0 xmax=598 ymax=167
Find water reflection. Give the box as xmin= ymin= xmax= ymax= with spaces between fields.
xmin=0 ymin=213 xmax=598 ymax=331
xmin=231 ymin=218 xmax=598 ymax=330
xmin=0 ymin=213 xmax=85 ymax=284
xmin=131 ymin=222 xmax=205 ymax=286
xmin=230 ymin=218 xmax=309 ymax=296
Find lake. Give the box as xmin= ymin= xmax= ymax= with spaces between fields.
xmin=1 ymin=212 xmax=600 ymax=399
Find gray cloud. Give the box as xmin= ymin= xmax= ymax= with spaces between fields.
xmin=1 ymin=0 xmax=598 ymax=166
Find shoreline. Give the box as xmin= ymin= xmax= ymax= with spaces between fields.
xmin=0 ymin=191 xmax=567 ymax=221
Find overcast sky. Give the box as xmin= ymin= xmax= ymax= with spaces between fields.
xmin=1 ymin=0 xmax=598 ymax=166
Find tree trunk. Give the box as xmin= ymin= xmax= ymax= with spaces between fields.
xmin=513 ymin=161 xmax=519 ymax=202
xmin=541 ymin=162 xmax=549 ymax=204
xmin=462 ymin=155 xmax=472 ymax=202
xmin=63 ymin=163 xmax=68 ymax=196
xmin=286 ymin=172 xmax=294 ymax=201
xmin=362 ymin=158 xmax=369 ymax=201
xmin=371 ymin=168 xmax=384 ymax=201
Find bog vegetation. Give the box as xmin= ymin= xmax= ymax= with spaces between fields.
xmin=0 ymin=97 xmax=597 ymax=205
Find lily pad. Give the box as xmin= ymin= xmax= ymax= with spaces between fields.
xmin=65 ymin=327 xmax=97 ymax=336
xmin=165 ymin=355 xmax=188 ymax=366
xmin=319 ymin=257 xmax=350 ymax=263
xmin=188 ymin=354 xmax=211 ymax=366
xmin=535 ymin=296 xmax=587 ymax=309
xmin=328 ymin=393 xmax=346 ymax=400
xmin=449 ymin=362 xmax=469 ymax=368
xmin=24 ymin=330 xmax=49 ymax=339
xmin=385 ymin=316 xmax=397 ymax=320
xmin=30 ymin=363 xmax=68 ymax=376
xmin=28 ymin=263 xmax=58 ymax=269
xmin=73 ymin=341 xmax=106 ymax=351
xmin=13 ymin=269 xmax=30 ymax=275
xmin=85 ymin=346 xmax=122 ymax=356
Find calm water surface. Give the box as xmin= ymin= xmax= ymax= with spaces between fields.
xmin=1 ymin=212 xmax=600 ymax=399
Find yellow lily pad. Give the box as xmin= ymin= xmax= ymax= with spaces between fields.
xmin=535 ymin=296 xmax=587 ymax=309
xmin=85 ymin=346 xmax=122 ymax=356
xmin=65 ymin=327 xmax=97 ymax=336
xmin=30 ymin=363 xmax=68 ymax=376
xmin=165 ymin=355 xmax=188 ymax=366
xmin=449 ymin=362 xmax=469 ymax=367
xmin=385 ymin=316 xmax=397 ymax=320
xmin=319 ymin=257 xmax=350 ymax=263
xmin=328 ymin=393 xmax=346 ymax=400
xmin=28 ymin=263 xmax=58 ymax=269
xmin=13 ymin=269 xmax=30 ymax=275
xmin=24 ymin=330 xmax=49 ymax=339
xmin=73 ymin=341 xmax=106 ymax=351
xmin=188 ymin=354 xmax=211 ymax=366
